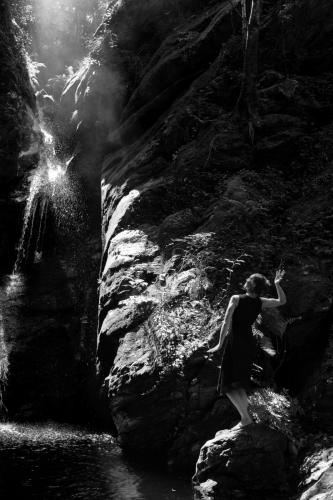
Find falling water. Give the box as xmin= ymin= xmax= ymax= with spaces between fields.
xmin=0 ymin=308 xmax=8 ymax=418
xmin=13 ymin=118 xmax=67 ymax=276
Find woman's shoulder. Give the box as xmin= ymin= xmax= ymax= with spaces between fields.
xmin=230 ymin=294 xmax=241 ymax=305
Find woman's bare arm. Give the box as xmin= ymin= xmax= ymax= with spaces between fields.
xmin=207 ymin=295 xmax=239 ymax=352
xmin=261 ymin=270 xmax=286 ymax=309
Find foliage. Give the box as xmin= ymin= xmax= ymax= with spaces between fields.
xmin=167 ymin=233 xmax=214 ymax=296
xmin=249 ymin=387 xmax=303 ymax=439
xmin=148 ymin=233 xmax=251 ymax=378
xmin=45 ymin=72 xmax=72 ymax=100
xmin=25 ymin=52 xmax=46 ymax=90
xmin=147 ymin=234 xmax=213 ymax=377
xmin=149 ymin=298 xmax=210 ymax=377
xmin=167 ymin=233 xmax=250 ymax=304
xmin=89 ymin=29 xmax=118 ymax=62
xmin=9 ymin=0 xmax=109 ymax=84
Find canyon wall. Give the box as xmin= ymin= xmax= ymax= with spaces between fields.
xmin=63 ymin=0 xmax=333 ymax=472
xmin=0 ymin=0 xmax=35 ymax=271
xmin=0 ymin=1 xmax=101 ymax=422
xmin=2 ymin=0 xmax=333 ymax=496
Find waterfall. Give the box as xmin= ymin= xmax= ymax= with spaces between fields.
xmin=0 ymin=308 xmax=8 ymax=419
xmin=13 ymin=115 xmax=67 ymax=276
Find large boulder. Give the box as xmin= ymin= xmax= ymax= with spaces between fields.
xmin=193 ymin=424 xmax=289 ymax=500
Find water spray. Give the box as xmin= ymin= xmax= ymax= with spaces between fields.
xmin=13 ymin=115 xmax=68 ymax=276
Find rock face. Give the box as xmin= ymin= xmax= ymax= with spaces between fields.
xmin=62 ymin=0 xmax=333 ymax=474
xmin=192 ymin=424 xmax=289 ymax=500
xmin=0 ymin=2 xmax=36 ymax=417
xmin=0 ymin=2 xmax=35 ymax=186
xmin=0 ymin=2 xmax=36 ymax=274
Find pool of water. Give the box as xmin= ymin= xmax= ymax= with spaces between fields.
xmin=0 ymin=423 xmax=193 ymax=500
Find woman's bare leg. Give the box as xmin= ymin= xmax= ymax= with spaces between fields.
xmin=226 ymin=388 xmax=253 ymax=427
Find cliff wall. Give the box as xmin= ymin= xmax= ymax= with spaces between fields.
xmin=62 ymin=0 xmax=333 ymax=471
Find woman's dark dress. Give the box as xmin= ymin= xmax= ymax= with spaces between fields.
xmin=218 ymin=294 xmax=262 ymax=394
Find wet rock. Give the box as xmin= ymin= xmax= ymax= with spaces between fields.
xmin=193 ymin=424 xmax=289 ymax=500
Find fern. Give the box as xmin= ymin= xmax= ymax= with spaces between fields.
xmin=25 ymin=52 xmax=46 ymax=90
xmin=249 ymin=387 xmax=303 ymax=439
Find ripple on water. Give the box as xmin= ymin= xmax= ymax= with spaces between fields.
xmin=0 ymin=423 xmax=192 ymax=500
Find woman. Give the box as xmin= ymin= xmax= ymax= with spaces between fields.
xmin=208 ymin=270 xmax=286 ymax=428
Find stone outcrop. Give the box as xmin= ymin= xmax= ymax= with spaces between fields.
xmin=0 ymin=2 xmax=36 ymax=275
xmin=192 ymin=424 xmax=289 ymax=500
xmin=60 ymin=0 xmax=333 ymax=478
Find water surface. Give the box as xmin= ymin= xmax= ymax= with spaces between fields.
xmin=0 ymin=423 xmax=193 ymax=500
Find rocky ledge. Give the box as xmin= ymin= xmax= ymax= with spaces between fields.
xmin=193 ymin=424 xmax=289 ymax=500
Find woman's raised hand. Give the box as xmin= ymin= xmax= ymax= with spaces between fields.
xmin=274 ymin=269 xmax=285 ymax=284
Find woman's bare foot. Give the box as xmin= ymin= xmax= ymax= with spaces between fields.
xmin=231 ymin=418 xmax=253 ymax=430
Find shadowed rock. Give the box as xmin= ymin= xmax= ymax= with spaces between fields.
xmin=193 ymin=424 xmax=289 ymax=500
xmin=56 ymin=0 xmax=333 ymax=476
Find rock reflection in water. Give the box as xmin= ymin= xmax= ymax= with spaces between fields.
xmin=0 ymin=423 xmax=192 ymax=500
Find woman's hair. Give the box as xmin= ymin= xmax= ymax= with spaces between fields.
xmin=244 ymin=273 xmax=270 ymax=296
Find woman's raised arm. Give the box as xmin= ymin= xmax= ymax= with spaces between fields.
xmin=207 ymin=295 xmax=239 ymax=353
xmin=261 ymin=270 xmax=286 ymax=309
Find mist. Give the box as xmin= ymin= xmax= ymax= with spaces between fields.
xmin=12 ymin=0 xmax=108 ymax=86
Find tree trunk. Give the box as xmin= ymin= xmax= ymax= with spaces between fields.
xmin=236 ymin=0 xmax=262 ymax=139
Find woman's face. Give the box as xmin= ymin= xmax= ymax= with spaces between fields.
xmin=244 ymin=278 xmax=251 ymax=292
